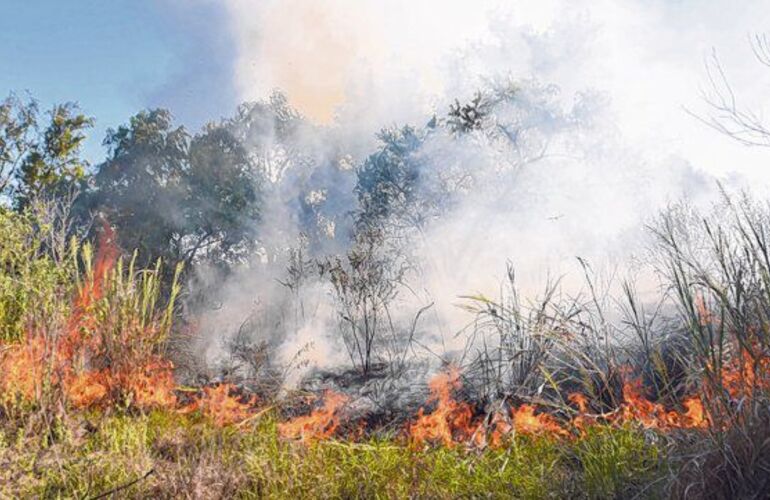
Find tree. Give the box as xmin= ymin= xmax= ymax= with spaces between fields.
xmin=86 ymin=108 xmax=262 ymax=274
xmin=0 ymin=93 xmax=37 ymax=198
xmin=0 ymin=93 xmax=92 ymax=208
xmin=355 ymin=125 xmax=431 ymax=232
xmin=319 ymin=227 xmax=408 ymax=376
xmin=16 ymin=103 xmax=93 ymax=209
xmin=88 ymin=109 xmax=188 ymax=267
xmin=184 ymin=122 xmax=261 ymax=266
xmin=354 ymin=79 xmax=584 ymax=238
xmin=691 ymin=34 xmax=770 ymax=147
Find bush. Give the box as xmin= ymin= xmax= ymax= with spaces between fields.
xmin=0 ymin=209 xmax=75 ymax=343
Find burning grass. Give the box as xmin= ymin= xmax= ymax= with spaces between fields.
xmin=0 ymin=223 xmax=182 ymax=417
xmin=0 ymin=409 xmax=665 ymax=499
xmin=6 ymin=197 xmax=770 ymax=497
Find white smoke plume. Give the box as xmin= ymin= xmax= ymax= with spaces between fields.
xmin=190 ymin=0 xmax=770 ymax=382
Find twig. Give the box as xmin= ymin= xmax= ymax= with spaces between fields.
xmin=234 ymin=405 xmax=275 ymax=428
xmin=318 ymin=440 xmax=400 ymax=451
xmin=88 ymin=469 xmax=155 ymax=500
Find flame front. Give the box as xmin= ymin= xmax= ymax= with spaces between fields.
xmin=409 ymin=366 xmax=475 ymax=447
xmin=0 ymin=229 xmax=758 ymax=444
xmin=410 ymin=367 xmax=569 ymax=448
xmin=0 ymin=226 xmax=223 ymax=422
xmin=278 ymin=390 xmax=349 ymax=442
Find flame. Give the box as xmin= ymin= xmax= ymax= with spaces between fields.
xmin=66 ymin=369 xmax=110 ymax=408
xmin=0 ymin=224 xmax=178 ymax=413
xmin=0 ymin=336 xmax=47 ymax=408
xmin=512 ymin=404 xmax=566 ymax=435
xmin=120 ymin=358 xmax=178 ymax=410
xmin=404 ymin=365 xmax=717 ymax=449
xmin=183 ymin=384 xmax=256 ymax=427
xmin=409 ymin=367 xmax=476 ymax=448
xmin=1 ymin=223 xmax=763 ymax=446
xmin=680 ymin=396 xmax=707 ymax=428
xmin=409 ymin=368 xmax=569 ymax=448
xmin=278 ymin=390 xmax=349 ymax=442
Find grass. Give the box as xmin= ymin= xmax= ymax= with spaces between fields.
xmin=0 ymin=409 xmax=666 ymax=499
xmin=575 ymin=425 xmax=663 ymax=498
xmin=6 ymin=190 xmax=770 ymax=497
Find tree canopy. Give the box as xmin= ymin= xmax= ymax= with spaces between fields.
xmin=86 ymin=108 xmax=262 ymax=272
xmin=0 ymin=94 xmax=93 ymax=208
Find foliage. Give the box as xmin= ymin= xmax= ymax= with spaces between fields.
xmin=0 ymin=209 xmax=181 ymax=417
xmin=355 ymin=125 xmax=432 ymax=231
xmin=86 ymin=107 xmax=262 ymax=273
xmin=320 ymin=227 xmax=409 ymax=376
xmin=0 ymin=209 xmax=75 ymax=343
xmin=575 ymin=425 xmax=662 ymax=498
xmin=460 ymin=263 xmax=563 ymax=402
xmin=0 ymin=93 xmax=93 ymax=208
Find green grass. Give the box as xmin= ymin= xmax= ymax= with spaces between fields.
xmin=0 ymin=410 xmax=667 ymax=499
xmin=575 ymin=425 xmax=663 ymax=498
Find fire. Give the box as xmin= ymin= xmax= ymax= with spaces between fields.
xmin=512 ymin=404 xmax=566 ymax=435
xmin=0 ymin=224 xmax=178 ymax=414
xmin=409 ymin=367 xmax=475 ymax=448
xmin=278 ymin=390 xmax=349 ymax=442
xmin=564 ymin=377 xmax=708 ymax=432
xmin=183 ymin=384 xmax=256 ymax=427
xmin=404 ymin=365 xmax=717 ymax=449
xmin=0 ymin=336 xmax=47 ymax=408
xmin=618 ymin=380 xmax=707 ymax=430
xmin=66 ymin=369 xmax=110 ymax=408
xmin=681 ymin=396 xmax=706 ymax=428
xmin=119 ymin=358 xmax=178 ymax=410
xmin=409 ymin=368 xmax=569 ymax=448
xmin=0 ymin=223 xmax=760 ymax=446
xmin=0 ymin=224 xmax=258 ymax=428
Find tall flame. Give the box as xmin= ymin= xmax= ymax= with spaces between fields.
xmin=409 ymin=367 xmax=474 ymax=447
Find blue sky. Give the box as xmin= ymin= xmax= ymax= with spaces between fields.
xmin=0 ymin=0 xmax=238 ymax=163
xmin=3 ymin=0 xmax=770 ymax=186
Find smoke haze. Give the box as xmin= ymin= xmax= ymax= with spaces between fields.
xmin=189 ymin=0 xmax=770 ymax=380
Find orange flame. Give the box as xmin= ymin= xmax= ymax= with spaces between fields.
xmin=184 ymin=384 xmax=255 ymax=427
xmin=512 ymin=404 xmax=566 ymax=435
xmin=409 ymin=367 xmax=475 ymax=448
xmin=409 ymin=368 xmax=568 ymax=448
xmin=2 ymin=224 xmax=764 ymax=446
xmin=278 ymin=390 xmax=349 ymax=442
xmin=0 ymin=223 xmax=178 ymax=414
xmin=0 ymin=336 xmax=47 ymax=408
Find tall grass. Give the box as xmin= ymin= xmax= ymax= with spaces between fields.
xmin=8 ymin=190 xmax=770 ymax=497
xmin=0 ymin=208 xmax=182 ymax=425
xmin=0 ymin=209 xmax=75 ymax=343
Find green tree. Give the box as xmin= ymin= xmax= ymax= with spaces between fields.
xmin=355 ymin=125 xmax=437 ymax=233
xmin=183 ymin=121 xmax=261 ymax=266
xmin=88 ymin=109 xmax=188 ymax=266
xmin=0 ymin=93 xmax=93 ymax=209
xmin=87 ymin=108 xmax=262 ymax=273
xmin=16 ymin=102 xmax=93 ymax=209
xmin=0 ymin=93 xmax=38 ymax=198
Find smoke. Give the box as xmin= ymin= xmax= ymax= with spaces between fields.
xmin=190 ymin=0 xmax=770 ymax=381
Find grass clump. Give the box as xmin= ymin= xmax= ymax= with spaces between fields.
xmin=575 ymin=425 xmax=664 ymax=498
xmin=0 ymin=410 xmax=669 ymax=499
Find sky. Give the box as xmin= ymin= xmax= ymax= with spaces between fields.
xmin=2 ymin=0 xmax=770 ymax=184
xmin=0 ymin=0 xmax=237 ymax=162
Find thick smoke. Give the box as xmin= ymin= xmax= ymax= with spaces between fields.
xmin=190 ymin=0 xmax=770 ymax=385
